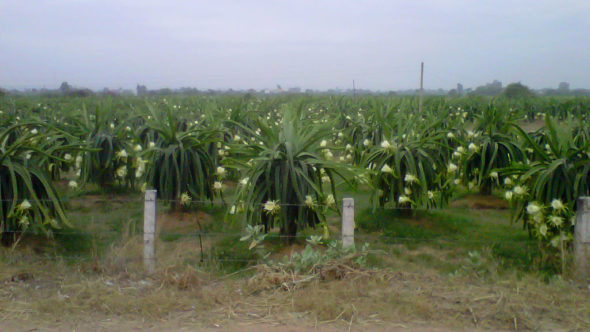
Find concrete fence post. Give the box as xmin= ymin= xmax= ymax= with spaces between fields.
xmin=342 ymin=198 xmax=355 ymax=249
xmin=574 ymin=197 xmax=590 ymax=282
xmin=143 ymin=190 xmax=157 ymax=274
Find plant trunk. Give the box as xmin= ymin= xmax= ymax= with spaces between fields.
xmin=479 ymin=180 xmax=492 ymax=195
xmin=280 ymin=221 xmax=298 ymax=244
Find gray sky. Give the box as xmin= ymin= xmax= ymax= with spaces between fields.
xmin=1 ymin=0 xmax=589 ymax=91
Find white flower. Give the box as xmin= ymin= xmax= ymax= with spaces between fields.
xmin=539 ymin=224 xmax=548 ymax=237
xmin=31 ymin=128 xmax=38 ymax=134
xmin=456 ymin=146 xmax=466 ymax=154
xmin=134 ymin=144 xmax=142 ymax=152
xmin=116 ymin=166 xmax=127 ymax=178
xmin=381 ymin=164 xmax=393 ymax=174
xmin=229 ymin=205 xmax=236 ymax=214
xmin=19 ymin=216 xmax=29 ymax=227
xmin=19 ymin=199 xmax=32 ymax=210
xmin=363 ymin=139 xmax=371 ymax=147
xmin=215 ymin=166 xmax=226 ymax=178
xmin=263 ymin=200 xmax=279 ymax=214
xmin=504 ymin=191 xmax=514 ymax=201
xmin=533 ymin=213 xmax=544 ymax=224
xmin=180 ymin=192 xmax=191 ymax=206
xmin=504 ymin=177 xmax=513 ymax=186
xmin=398 ymin=195 xmax=411 ymax=204
xmin=467 ymin=130 xmax=474 ymax=137
xmin=468 ymin=143 xmax=479 ymax=152
xmin=75 ymin=155 xmax=83 ymax=168
xmin=380 ymin=140 xmax=391 ymax=149
xmin=136 ymin=157 xmax=147 ymax=169
xmin=345 ymin=144 xmax=353 ymax=152
xmin=64 ymin=153 xmax=73 ymax=161
xmin=404 ymin=174 xmax=418 ymax=184
xmin=321 ymin=175 xmax=331 ymax=184
xmin=551 ymin=199 xmax=565 ymax=211
xmin=320 ymin=140 xmax=328 ymax=147
xmin=526 ymin=202 xmax=541 ymax=215
xmin=325 ymin=150 xmax=333 ymax=159
xmin=447 ymin=132 xmax=455 ymax=139
xmin=125 ymin=126 xmax=132 ymax=131
xmin=427 ymin=191 xmax=435 ymax=200
xmin=213 ymin=181 xmax=223 ymax=190
xmin=239 ymin=177 xmax=249 ymax=186
xmin=325 ymin=194 xmax=335 ymax=206
xmin=116 ymin=150 xmax=128 ymax=159
xmin=513 ymin=185 xmax=526 ymax=196
xmin=404 ymin=187 xmax=412 ymax=195
xmin=549 ymin=215 xmax=564 ymax=227
xmin=148 ymin=142 xmax=156 ymax=148
xmin=453 ymin=179 xmax=462 ymax=185
xmin=490 ymin=171 xmax=498 ymax=179
xmin=68 ymin=180 xmax=78 ymax=189
xmin=447 ymin=163 xmax=458 ymax=173
xmin=233 ymin=135 xmax=241 ymax=141
xmin=305 ymin=195 xmax=315 ymax=208
xmin=110 ymin=123 xmax=115 ymax=129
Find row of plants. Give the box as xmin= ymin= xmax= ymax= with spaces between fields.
xmin=0 ymin=95 xmax=589 ymax=257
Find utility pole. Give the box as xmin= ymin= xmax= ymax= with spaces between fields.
xmin=418 ymin=62 xmax=424 ymax=113
xmin=352 ymin=80 xmax=356 ymax=97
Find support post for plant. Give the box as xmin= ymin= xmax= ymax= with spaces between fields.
xmin=342 ymin=198 xmax=355 ymax=248
xmin=574 ymin=196 xmax=590 ymax=282
xmin=418 ymin=61 xmax=424 ymax=113
xmin=144 ymin=190 xmax=157 ymax=274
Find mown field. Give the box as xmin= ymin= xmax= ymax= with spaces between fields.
xmin=1 ymin=94 xmax=590 ymax=330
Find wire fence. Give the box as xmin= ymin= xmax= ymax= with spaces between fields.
xmin=0 ymin=192 xmax=541 ymax=271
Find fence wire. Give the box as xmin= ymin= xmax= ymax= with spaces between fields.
xmin=0 ymin=192 xmax=538 ymax=268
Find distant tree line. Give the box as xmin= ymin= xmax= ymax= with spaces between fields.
xmin=448 ymin=80 xmax=590 ymax=98
xmin=2 ymin=80 xmax=590 ymax=98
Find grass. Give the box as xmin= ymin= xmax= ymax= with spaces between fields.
xmin=1 ymin=187 xmax=589 ymax=330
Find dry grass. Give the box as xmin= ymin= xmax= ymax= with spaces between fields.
xmin=2 ymin=194 xmax=589 ymax=331
xmin=2 ymin=236 xmax=590 ymax=331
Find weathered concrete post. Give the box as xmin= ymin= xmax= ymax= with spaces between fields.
xmin=574 ymin=197 xmax=590 ymax=282
xmin=342 ymin=198 xmax=355 ymax=249
xmin=143 ymin=190 xmax=157 ymax=274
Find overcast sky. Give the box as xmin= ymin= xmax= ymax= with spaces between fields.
xmin=1 ymin=0 xmax=589 ymax=91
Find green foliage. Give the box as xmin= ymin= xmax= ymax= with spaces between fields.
xmin=74 ymin=105 xmax=136 ymax=189
xmin=503 ymin=116 xmax=589 ymax=250
xmin=458 ymin=105 xmax=525 ymax=193
xmin=273 ymin=240 xmax=370 ymax=274
xmin=230 ymin=105 xmax=352 ymax=238
xmin=0 ymin=123 xmax=71 ymax=244
xmin=366 ymin=122 xmax=451 ymax=209
xmin=504 ymin=82 xmax=535 ymax=99
xmin=143 ymin=104 xmax=220 ymax=204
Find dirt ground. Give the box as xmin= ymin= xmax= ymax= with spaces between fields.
xmin=0 ymin=318 xmax=510 ymax=332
